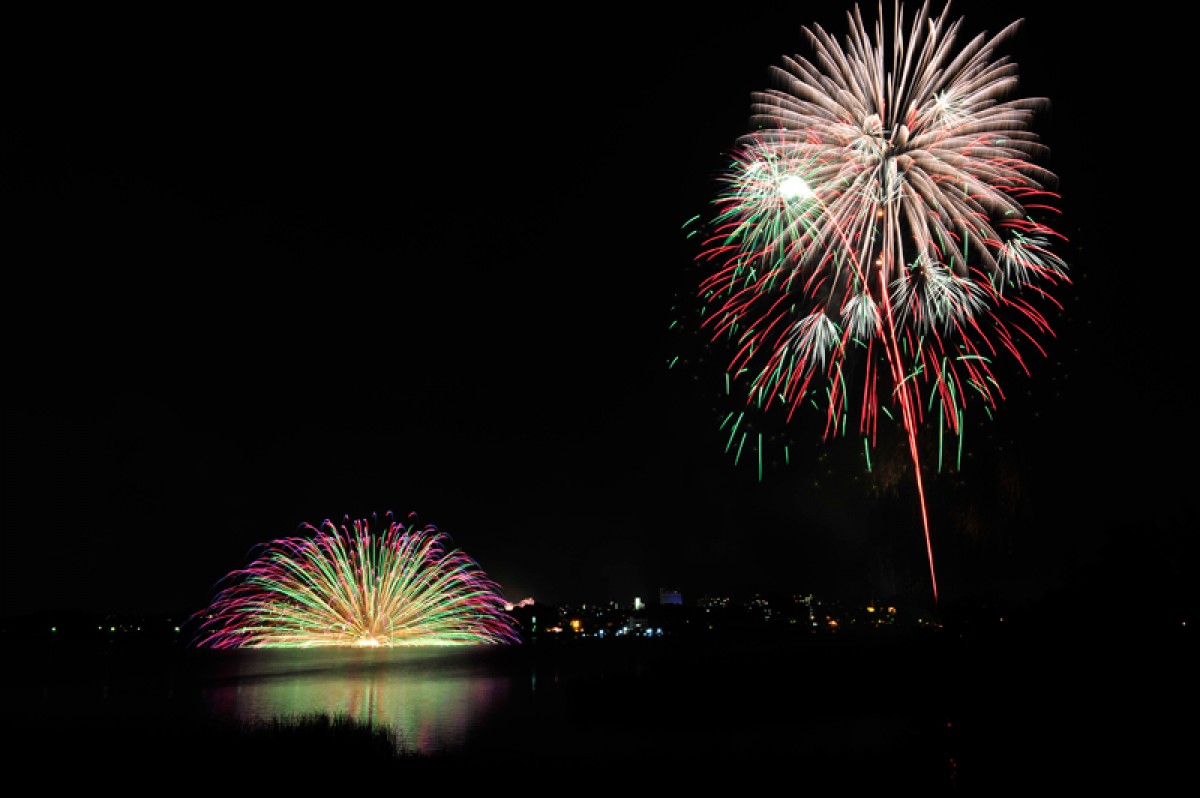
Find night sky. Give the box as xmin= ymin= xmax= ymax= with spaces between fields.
xmin=3 ymin=4 xmax=1194 ymax=622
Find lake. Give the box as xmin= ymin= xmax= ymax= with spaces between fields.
xmin=1 ymin=622 xmax=1191 ymax=793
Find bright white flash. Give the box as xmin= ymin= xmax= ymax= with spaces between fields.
xmin=777 ymin=174 xmax=813 ymax=201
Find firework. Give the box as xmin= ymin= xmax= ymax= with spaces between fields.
xmin=690 ymin=1 xmax=1068 ymax=603
xmin=191 ymin=512 xmax=522 ymax=648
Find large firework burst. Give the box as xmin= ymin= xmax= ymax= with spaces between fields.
xmin=191 ymin=512 xmax=522 ymax=648
xmin=690 ymin=1 xmax=1068 ymax=603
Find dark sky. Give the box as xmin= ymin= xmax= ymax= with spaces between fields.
xmin=3 ymin=4 xmax=1194 ymax=620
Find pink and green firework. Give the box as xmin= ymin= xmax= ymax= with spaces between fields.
xmin=689 ymin=1 xmax=1068 ymax=604
xmin=192 ymin=513 xmax=521 ymax=648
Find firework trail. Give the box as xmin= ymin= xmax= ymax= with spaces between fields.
xmin=191 ymin=512 xmax=521 ymax=648
xmin=689 ymin=1 xmax=1068 ymax=604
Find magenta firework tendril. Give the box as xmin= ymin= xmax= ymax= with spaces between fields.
xmin=191 ymin=512 xmax=521 ymax=648
xmin=690 ymin=1 xmax=1069 ymax=604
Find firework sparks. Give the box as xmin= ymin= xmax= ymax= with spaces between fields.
xmin=689 ymin=1 xmax=1069 ymax=604
xmin=191 ymin=512 xmax=522 ymax=648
